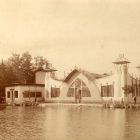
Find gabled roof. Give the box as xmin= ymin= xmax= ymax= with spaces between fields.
xmin=64 ymin=68 xmax=110 ymax=82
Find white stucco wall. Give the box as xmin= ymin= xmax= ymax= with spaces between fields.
xmin=6 ymin=86 xmax=21 ymax=104
xmin=96 ymin=73 xmax=124 ymax=101
xmin=43 ymin=69 xmax=129 ymax=103
xmin=45 ymin=72 xmax=62 ymax=101
xmin=5 ymin=85 xmax=45 ymax=104
xmin=35 ymin=71 xmax=46 ymax=84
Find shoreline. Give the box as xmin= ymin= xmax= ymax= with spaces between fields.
xmin=38 ymin=102 xmax=140 ymax=109
xmin=38 ymin=102 xmax=103 ymax=108
xmin=1 ymin=102 xmax=140 ymax=109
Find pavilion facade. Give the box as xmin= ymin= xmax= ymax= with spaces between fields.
xmin=5 ymin=55 xmax=140 ymax=104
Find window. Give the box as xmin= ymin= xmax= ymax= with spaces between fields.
xmin=14 ymin=91 xmax=18 ymax=98
xmin=36 ymin=92 xmax=42 ymax=97
xmin=23 ymin=91 xmax=30 ymax=98
xmin=51 ymin=87 xmax=60 ymax=98
xmin=101 ymin=85 xmax=114 ymax=97
xmin=7 ymin=91 xmax=10 ymax=98
xmin=67 ymin=78 xmax=91 ymax=97
xmin=30 ymin=92 xmax=35 ymax=97
xmin=82 ymin=87 xmax=91 ymax=97
xmin=23 ymin=91 xmax=42 ymax=98
xmin=67 ymin=82 xmax=75 ymax=97
xmin=67 ymin=88 xmax=75 ymax=97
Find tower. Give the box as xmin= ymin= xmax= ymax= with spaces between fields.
xmin=136 ymin=66 xmax=140 ymax=75
xmin=44 ymin=63 xmax=57 ymax=99
xmin=113 ymin=54 xmax=131 ymax=99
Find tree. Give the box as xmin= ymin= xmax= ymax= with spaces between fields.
xmin=0 ymin=52 xmax=50 ymax=102
xmin=7 ymin=53 xmax=23 ymax=83
xmin=0 ymin=52 xmax=49 ymax=86
xmin=122 ymin=85 xmax=132 ymax=95
xmin=33 ymin=56 xmax=48 ymax=69
xmin=0 ymin=60 xmax=7 ymax=98
xmin=20 ymin=52 xmax=34 ymax=83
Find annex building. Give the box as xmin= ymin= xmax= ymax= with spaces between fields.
xmin=5 ymin=55 xmax=140 ymax=104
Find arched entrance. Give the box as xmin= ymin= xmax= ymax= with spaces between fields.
xmin=67 ymin=78 xmax=91 ymax=103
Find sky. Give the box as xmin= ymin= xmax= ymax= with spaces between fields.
xmin=0 ymin=0 xmax=140 ymax=77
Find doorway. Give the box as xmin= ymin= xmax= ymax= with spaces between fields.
xmin=10 ymin=89 xmax=15 ymax=103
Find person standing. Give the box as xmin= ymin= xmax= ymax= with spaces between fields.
xmin=134 ymin=96 xmax=137 ymax=104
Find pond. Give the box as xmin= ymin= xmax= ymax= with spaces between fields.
xmin=0 ymin=105 xmax=140 ymax=140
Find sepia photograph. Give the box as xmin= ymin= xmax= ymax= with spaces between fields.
xmin=0 ymin=0 xmax=140 ymax=140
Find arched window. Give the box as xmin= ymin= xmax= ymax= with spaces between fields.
xmin=67 ymin=78 xmax=91 ymax=97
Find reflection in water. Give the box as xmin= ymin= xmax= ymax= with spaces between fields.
xmin=0 ymin=106 xmax=140 ymax=140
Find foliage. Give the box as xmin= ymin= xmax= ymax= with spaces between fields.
xmin=33 ymin=56 xmax=48 ymax=69
xmin=20 ymin=52 xmax=33 ymax=83
xmin=122 ymin=85 xmax=132 ymax=94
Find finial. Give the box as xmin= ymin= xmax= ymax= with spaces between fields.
xmin=119 ymin=53 xmax=124 ymax=59
xmin=74 ymin=66 xmax=78 ymax=69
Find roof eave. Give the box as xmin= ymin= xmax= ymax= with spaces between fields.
xmin=113 ymin=61 xmax=131 ymax=64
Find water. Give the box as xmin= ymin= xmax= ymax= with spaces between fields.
xmin=0 ymin=105 xmax=140 ymax=140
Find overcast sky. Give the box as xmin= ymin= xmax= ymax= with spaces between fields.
xmin=0 ymin=0 xmax=140 ymax=77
